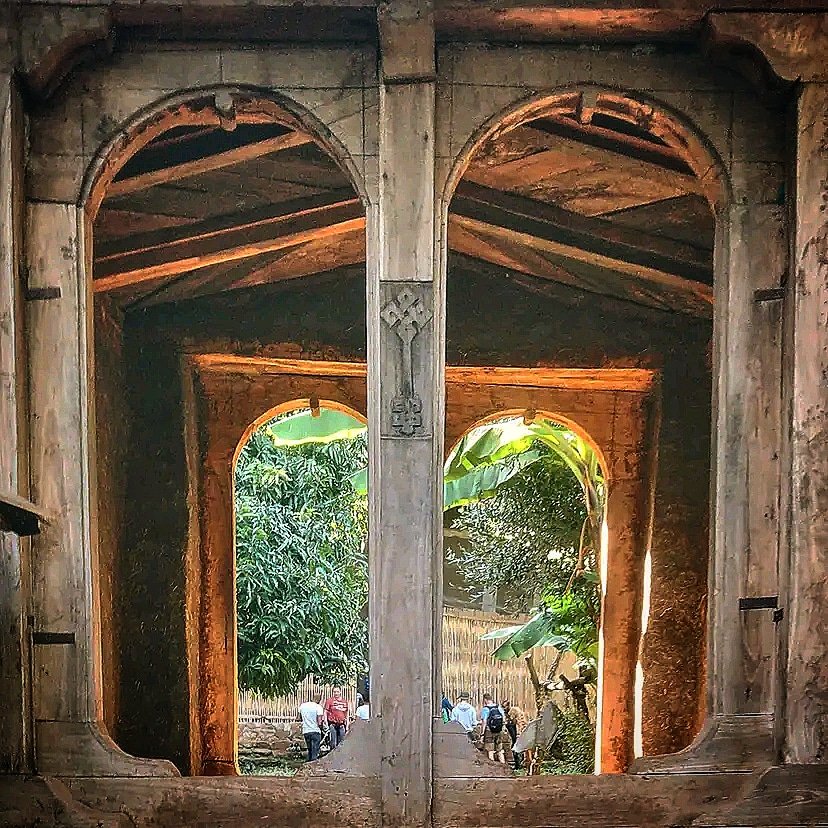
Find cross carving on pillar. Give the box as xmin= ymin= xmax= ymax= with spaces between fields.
xmin=381 ymin=288 xmax=433 ymax=437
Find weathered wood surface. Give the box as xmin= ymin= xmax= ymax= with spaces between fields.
xmin=632 ymin=713 xmax=774 ymax=774
xmin=68 ymin=775 xmax=382 ymax=827
xmin=26 ymin=201 xmax=89 ymax=729
xmin=0 ymin=775 xmax=129 ymax=828
xmin=785 ymin=81 xmax=828 ymax=765
xmin=693 ymin=765 xmax=828 ymax=826
xmin=684 ymin=199 xmax=787 ymax=760
xmin=299 ymin=719 xmax=380 ymax=778
xmin=433 ymin=771 xmax=758 ymax=828
xmin=3 ymin=766 xmax=823 ymax=828
xmin=433 ymin=720 xmax=513 ymax=779
xmin=372 ymin=33 xmax=438 ymax=822
xmin=0 ymin=72 xmax=30 ymax=774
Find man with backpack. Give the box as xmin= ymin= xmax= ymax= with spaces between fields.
xmin=481 ymin=693 xmax=510 ymax=763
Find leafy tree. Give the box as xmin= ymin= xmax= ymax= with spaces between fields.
xmin=446 ymin=451 xmax=589 ymax=612
xmin=234 ymin=418 xmax=369 ymax=697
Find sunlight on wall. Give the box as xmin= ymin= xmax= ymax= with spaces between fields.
xmin=633 ymin=549 xmax=653 ymax=758
xmin=593 ymin=515 xmax=610 ymax=773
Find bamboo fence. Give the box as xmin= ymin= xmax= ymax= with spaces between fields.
xmin=239 ymin=680 xmax=359 ymax=724
xmin=239 ymin=608 xmax=571 ymax=723
xmin=441 ymin=606 xmax=572 ymax=715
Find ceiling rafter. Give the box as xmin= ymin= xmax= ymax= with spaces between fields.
xmin=105 ymin=128 xmax=314 ymax=198
xmin=93 ymin=190 xmax=363 ymax=293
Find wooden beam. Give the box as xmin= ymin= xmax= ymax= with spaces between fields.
xmin=466 ymin=124 xmax=707 ymax=216
xmin=449 ymin=182 xmax=713 ymax=316
xmin=93 ymin=191 xmax=364 ymax=293
xmin=453 ymin=182 xmax=711 ymax=282
xmin=105 ymin=129 xmax=313 ymax=198
xmin=0 ymin=491 xmax=49 ymax=537
xmin=134 ymin=228 xmax=366 ymax=307
xmin=529 ymin=115 xmax=694 ymax=176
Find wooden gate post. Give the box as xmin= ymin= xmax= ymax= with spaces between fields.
xmin=24 ymin=202 xmax=178 ymax=777
xmin=371 ymin=2 xmax=439 ymax=824
xmin=786 ymin=76 xmax=828 ymax=764
xmin=0 ymin=71 xmax=31 ymax=775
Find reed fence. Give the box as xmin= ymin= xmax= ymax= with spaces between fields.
xmin=239 ymin=680 xmax=359 ymax=725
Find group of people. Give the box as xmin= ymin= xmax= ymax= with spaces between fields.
xmin=299 ymin=687 xmax=530 ymax=769
xmin=443 ymin=691 xmax=530 ymax=769
xmin=298 ymin=687 xmax=370 ymax=761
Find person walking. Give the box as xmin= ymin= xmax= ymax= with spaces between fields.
xmin=449 ymin=691 xmax=479 ymax=740
xmin=355 ymin=693 xmax=370 ymax=721
xmin=324 ymin=686 xmax=350 ymax=750
xmin=481 ymin=694 xmax=509 ymax=763
xmin=298 ymin=692 xmax=325 ymax=761
xmin=441 ymin=692 xmax=454 ymax=723
xmin=502 ymin=699 xmax=528 ymax=769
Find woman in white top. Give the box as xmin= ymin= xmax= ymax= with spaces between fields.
xmin=355 ymin=701 xmax=370 ymax=720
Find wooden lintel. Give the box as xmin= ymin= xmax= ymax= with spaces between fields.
xmin=93 ymin=193 xmax=364 ymax=293
xmin=191 ymin=354 xmax=656 ymax=394
xmin=105 ymin=130 xmax=314 ymax=198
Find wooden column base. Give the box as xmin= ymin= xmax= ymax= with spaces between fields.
xmin=630 ymin=714 xmax=775 ymax=774
xmin=36 ymin=721 xmax=179 ymax=778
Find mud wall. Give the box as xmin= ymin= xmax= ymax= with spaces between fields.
xmin=100 ymin=256 xmax=710 ymax=769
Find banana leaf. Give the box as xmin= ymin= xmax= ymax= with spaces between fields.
xmin=265 ymin=409 xmax=366 ymax=447
xmin=487 ymin=611 xmax=570 ymax=659
xmin=348 ymin=449 xmax=543 ymax=509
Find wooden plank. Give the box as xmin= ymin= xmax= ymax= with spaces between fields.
xmin=26 ymin=201 xmax=88 ymax=726
xmin=67 ymin=775 xmax=381 ymax=827
xmin=445 ymin=365 xmax=656 ymax=392
xmin=191 ymin=357 xmax=656 ymax=393
xmin=193 ymin=355 xmax=368 ymax=378
xmin=135 ymin=227 xmax=366 ymax=306
xmin=785 ymin=81 xmax=828 ymax=764
xmin=712 ymin=203 xmax=785 ymax=719
xmin=93 ymin=193 xmax=364 ymax=292
xmin=433 ymin=772 xmax=758 ymax=828
xmin=105 ymin=129 xmax=313 ymax=198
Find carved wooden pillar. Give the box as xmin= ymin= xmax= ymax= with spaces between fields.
xmin=705 ymin=10 xmax=828 ymax=767
xmin=371 ymin=2 xmax=438 ymax=824
xmin=786 ymin=78 xmax=828 ymax=764
xmin=0 ymin=72 xmax=31 ymax=774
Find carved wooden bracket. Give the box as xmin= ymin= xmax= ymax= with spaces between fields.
xmin=17 ymin=5 xmax=114 ymax=100
xmin=706 ymin=12 xmax=828 ymax=85
xmin=377 ymin=0 xmax=435 ymax=84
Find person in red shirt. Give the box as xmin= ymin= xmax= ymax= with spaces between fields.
xmin=323 ymin=687 xmax=351 ymax=750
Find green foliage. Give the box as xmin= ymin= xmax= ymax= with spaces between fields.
xmin=446 ymin=418 xmax=605 ymax=667
xmin=542 ymin=708 xmax=596 ymax=775
xmin=234 ymin=416 xmax=368 ymax=697
xmin=447 ymin=452 xmax=588 ymax=612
